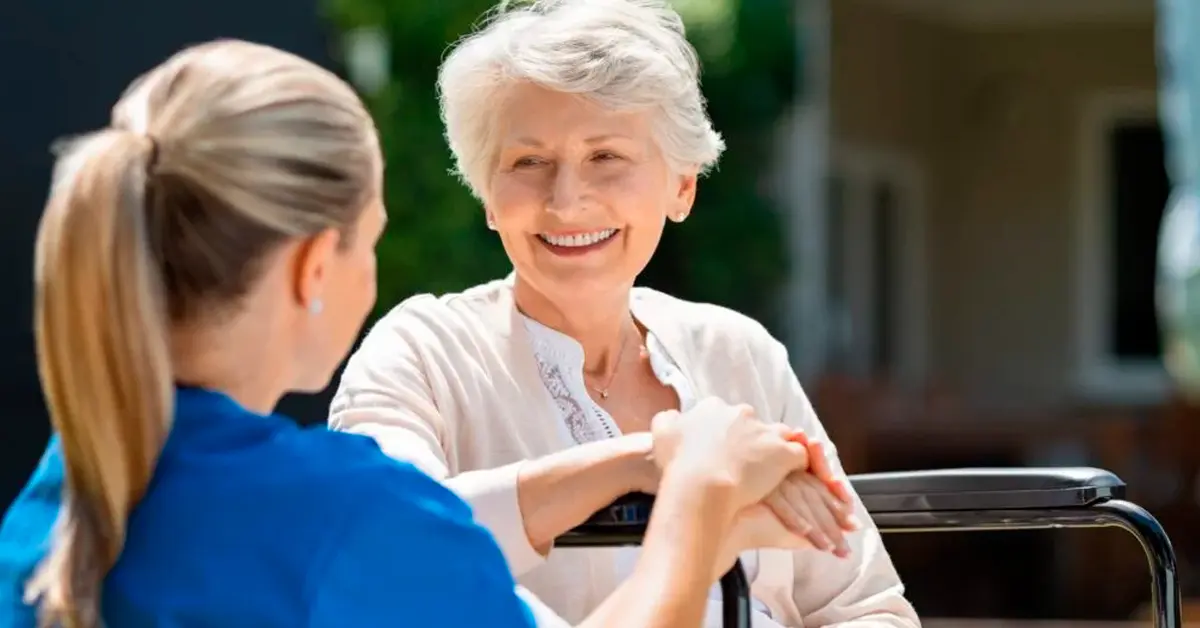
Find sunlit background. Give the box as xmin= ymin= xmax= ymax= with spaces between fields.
xmin=1 ymin=0 xmax=1193 ymax=625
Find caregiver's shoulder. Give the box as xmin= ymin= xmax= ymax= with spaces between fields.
xmin=313 ymin=429 xmax=474 ymax=516
xmin=263 ymin=425 xmax=477 ymax=527
xmin=301 ymin=431 xmax=533 ymax=619
xmin=317 ymin=438 xmax=491 ymax=538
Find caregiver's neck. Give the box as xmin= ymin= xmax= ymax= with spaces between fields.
xmin=513 ymin=275 xmax=638 ymax=375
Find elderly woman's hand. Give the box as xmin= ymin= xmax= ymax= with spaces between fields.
xmin=765 ymin=437 xmax=860 ymax=557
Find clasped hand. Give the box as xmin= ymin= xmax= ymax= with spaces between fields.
xmin=649 ymin=398 xmax=859 ymax=569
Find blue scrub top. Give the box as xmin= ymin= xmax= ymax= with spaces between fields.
xmin=0 ymin=387 xmax=537 ymax=627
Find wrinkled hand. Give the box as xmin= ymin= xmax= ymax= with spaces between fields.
xmin=764 ymin=437 xmax=860 ymax=557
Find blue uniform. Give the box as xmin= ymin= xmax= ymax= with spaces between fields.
xmin=0 ymin=387 xmax=537 ymax=627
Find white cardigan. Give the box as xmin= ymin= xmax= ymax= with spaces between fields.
xmin=328 ymin=278 xmax=920 ymax=627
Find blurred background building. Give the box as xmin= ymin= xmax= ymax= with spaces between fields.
xmin=815 ymin=1 xmax=1178 ymax=624
xmin=0 ymin=0 xmax=1189 ymax=625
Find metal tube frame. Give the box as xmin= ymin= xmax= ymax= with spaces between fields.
xmin=556 ymin=498 xmax=1177 ymax=628
xmin=871 ymin=499 xmax=1180 ymax=628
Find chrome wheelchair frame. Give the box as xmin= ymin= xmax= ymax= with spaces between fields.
xmin=557 ymin=468 xmax=1180 ymax=628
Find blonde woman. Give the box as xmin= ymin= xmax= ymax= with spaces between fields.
xmin=329 ymin=1 xmax=921 ymax=626
xmin=0 ymin=39 xmax=826 ymax=628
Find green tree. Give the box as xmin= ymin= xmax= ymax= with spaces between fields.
xmin=326 ymin=0 xmax=796 ymax=334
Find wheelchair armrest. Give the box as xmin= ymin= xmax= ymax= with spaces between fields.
xmin=557 ymin=492 xmax=655 ymax=546
xmin=561 ymin=467 xmax=1127 ymax=541
xmin=850 ymin=467 xmax=1126 ymax=513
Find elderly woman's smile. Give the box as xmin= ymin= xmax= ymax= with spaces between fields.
xmin=536 ymin=228 xmax=621 ymax=254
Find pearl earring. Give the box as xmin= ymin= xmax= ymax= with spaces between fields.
xmin=309 ymin=298 xmax=324 ymax=316
xmin=674 ymin=212 xmax=688 ymax=222
xmin=486 ymin=215 xmax=497 ymax=230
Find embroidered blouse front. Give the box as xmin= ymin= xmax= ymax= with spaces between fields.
xmin=519 ymin=314 xmax=773 ymax=620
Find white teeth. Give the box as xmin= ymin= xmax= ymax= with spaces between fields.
xmin=539 ymin=229 xmax=617 ymax=248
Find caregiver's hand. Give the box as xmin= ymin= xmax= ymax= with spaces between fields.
xmin=650 ymin=398 xmax=807 ymax=511
xmin=714 ymin=502 xmax=814 ymax=579
xmin=641 ymin=402 xmax=857 ymax=557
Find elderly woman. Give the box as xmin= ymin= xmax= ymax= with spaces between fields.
xmin=330 ymin=0 xmax=920 ymax=626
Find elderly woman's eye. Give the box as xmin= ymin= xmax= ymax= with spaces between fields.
xmin=513 ymin=156 xmax=546 ymax=169
xmin=592 ymin=151 xmax=622 ymax=162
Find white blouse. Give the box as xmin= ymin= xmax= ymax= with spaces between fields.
xmin=520 ymin=314 xmax=782 ymax=627
xmin=330 ymin=280 xmax=920 ymax=627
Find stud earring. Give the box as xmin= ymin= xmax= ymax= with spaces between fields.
xmin=674 ymin=212 xmax=689 ymax=222
xmin=309 ymin=298 xmax=324 ymax=316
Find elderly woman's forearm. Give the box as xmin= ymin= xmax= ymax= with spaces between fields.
xmin=512 ymin=434 xmax=653 ymax=553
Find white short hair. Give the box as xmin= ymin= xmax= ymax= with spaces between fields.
xmin=438 ymin=0 xmax=726 ymax=198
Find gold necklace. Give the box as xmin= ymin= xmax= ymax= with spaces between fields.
xmin=586 ymin=326 xmax=633 ymax=400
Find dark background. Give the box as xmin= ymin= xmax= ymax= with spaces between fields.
xmin=0 ymin=0 xmax=338 ymax=506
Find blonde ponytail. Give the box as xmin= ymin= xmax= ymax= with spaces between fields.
xmin=26 ymin=129 xmax=174 ymax=627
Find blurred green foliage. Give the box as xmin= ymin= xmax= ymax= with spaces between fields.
xmin=325 ymin=0 xmax=796 ymax=333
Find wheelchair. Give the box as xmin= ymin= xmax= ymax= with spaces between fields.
xmin=557 ymin=467 xmax=1180 ymax=628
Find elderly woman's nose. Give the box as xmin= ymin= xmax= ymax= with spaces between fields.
xmin=546 ymin=166 xmax=586 ymax=213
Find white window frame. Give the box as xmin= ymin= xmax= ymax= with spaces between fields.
xmin=1073 ymin=89 xmax=1169 ymax=403
xmin=777 ymin=0 xmax=832 ymax=382
xmin=828 ymin=143 xmax=930 ymax=384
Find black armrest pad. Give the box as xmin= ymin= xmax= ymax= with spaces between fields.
xmin=850 ymin=467 xmax=1126 ymax=513
xmin=582 ymin=492 xmax=654 ymax=526
xmin=557 ymin=492 xmax=654 ymax=546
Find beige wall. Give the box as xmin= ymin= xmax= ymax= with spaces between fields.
xmin=831 ymin=0 xmax=1158 ymax=409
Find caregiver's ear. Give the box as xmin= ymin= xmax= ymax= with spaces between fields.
xmin=290 ymin=228 xmax=342 ymax=310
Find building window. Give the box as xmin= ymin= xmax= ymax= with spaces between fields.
xmin=1075 ymin=91 xmax=1169 ymax=402
xmin=871 ymin=180 xmax=899 ymax=374
xmin=1109 ymin=122 xmax=1168 ymax=361
xmin=825 ymin=148 xmax=927 ymax=383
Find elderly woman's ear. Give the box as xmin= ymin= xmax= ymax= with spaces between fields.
xmin=669 ymin=171 xmax=698 ymax=222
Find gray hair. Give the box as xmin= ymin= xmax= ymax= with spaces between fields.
xmin=438 ymin=0 xmax=726 ymax=198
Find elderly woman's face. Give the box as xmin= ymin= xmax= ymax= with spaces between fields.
xmin=486 ymin=83 xmax=696 ymax=304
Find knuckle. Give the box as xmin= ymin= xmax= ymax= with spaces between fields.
xmin=650 ymin=409 xmax=680 ymax=430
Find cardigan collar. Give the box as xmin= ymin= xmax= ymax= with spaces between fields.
xmin=490 ymin=272 xmax=696 ymax=385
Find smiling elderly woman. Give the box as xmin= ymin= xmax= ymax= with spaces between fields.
xmin=329 ymin=0 xmax=920 ymax=626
